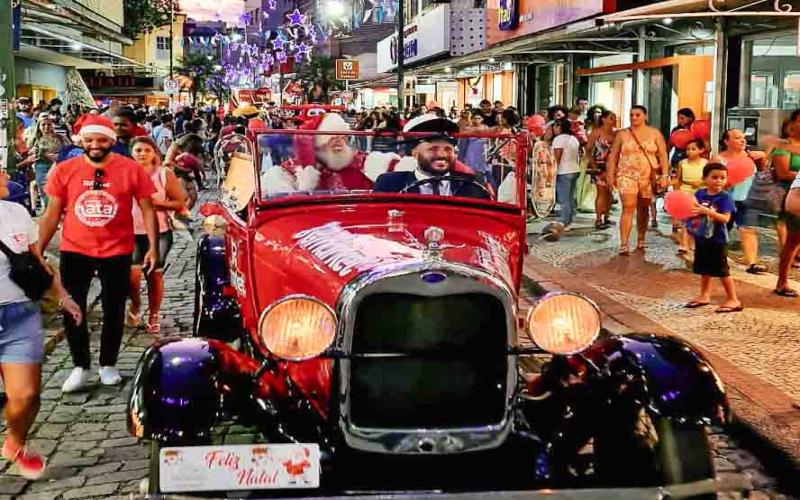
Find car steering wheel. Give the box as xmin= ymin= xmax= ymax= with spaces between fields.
xmin=399 ymin=175 xmax=493 ymax=200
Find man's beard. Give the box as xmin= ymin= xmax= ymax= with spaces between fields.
xmin=85 ymin=147 xmax=112 ymax=164
xmin=316 ymin=147 xmax=355 ymax=171
xmin=417 ymin=156 xmax=455 ymax=176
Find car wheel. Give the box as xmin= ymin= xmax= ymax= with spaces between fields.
xmin=147 ymin=440 xmax=161 ymax=495
xmin=594 ymin=412 xmax=714 ymax=499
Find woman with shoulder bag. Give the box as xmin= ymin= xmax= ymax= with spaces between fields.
xmin=606 ymin=105 xmax=670 ymax=255
xmin=127 ymin=137 xmax=187 ymax=333
xmin=0 ymin=171 xmax=80 ymax=479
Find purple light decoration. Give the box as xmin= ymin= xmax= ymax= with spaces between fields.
xmin=296 ymin=42 xmax=310 ymax=55
xmin=272 ymin=37 xmax=285 ymax=50
xmin=294 ymin=53 xmax=306 ymax=63
xmin=268 ymin=0 xmax=277 ymax=9
xmin=286 ymin=9 xmax=306 ymax=26
xmin=276 ymin=51 xmax=288 ymax=63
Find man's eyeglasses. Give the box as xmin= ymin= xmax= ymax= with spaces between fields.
xmin=93 ymin=169 xmax=105 ymax=190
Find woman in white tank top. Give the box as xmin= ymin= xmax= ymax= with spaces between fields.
xmin=128 ymin=137 xmax=187 ymax=333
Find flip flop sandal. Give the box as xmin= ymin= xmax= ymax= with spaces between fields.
xmin=746 ymin=264 xmax=768 ymax=274
xmin=146 ymin=323 xmax=162 ymax=334
xmin=125 ymin=308 xmax=141 ymax=327
xmin=774 ymin=288 xmax=799 ymax=298
xmin=684 ymin=301 xmax=711 ymax=309
xmin=619 ymin=245 xmax=630 ymax=256
xmin=677 ymin=247 xmax=689 ymax=255
xmin=715 ymin=305 xmax=744 ymax=314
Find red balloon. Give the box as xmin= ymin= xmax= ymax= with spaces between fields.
xmin=725 ymin=157 xmax=755 ymax=186
xmin=664 ymin=190 xmax=696 ymax=220
xmin=691 ymin=119 xmax=711 ymax=140
xmin=670 ymin=129 xmax=694 ymax=149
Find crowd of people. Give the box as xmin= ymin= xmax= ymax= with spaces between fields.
xmin=1 ymin=90 xmax=799 ymax=481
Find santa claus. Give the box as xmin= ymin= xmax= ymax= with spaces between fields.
xmin=261 ymin=113 xmax=404 ymax=194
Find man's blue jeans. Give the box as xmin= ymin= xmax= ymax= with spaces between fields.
xmin=556 ymin=173 xmax=580 ymax=226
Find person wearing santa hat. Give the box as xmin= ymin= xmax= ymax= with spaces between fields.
xmin=262 ymin=113 xmax=400 ymax=194
xmin=37 ymin=115 xmax=160 ymax=393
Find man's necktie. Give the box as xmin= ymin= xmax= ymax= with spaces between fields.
xmin=430 ymin=180 xmax=441 ymax=196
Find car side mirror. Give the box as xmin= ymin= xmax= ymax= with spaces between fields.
xmin=199 ymin=203 xmax=223 ymax=217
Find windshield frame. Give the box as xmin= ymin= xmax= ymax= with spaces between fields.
xmin=238 ymin=128 xmax=530 ymax=212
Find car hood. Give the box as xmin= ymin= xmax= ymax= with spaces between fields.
xmin=249 ymin=206 xmax=522 ymax=311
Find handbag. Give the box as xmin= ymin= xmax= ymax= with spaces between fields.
xmin=744 ymin=156 xmax=788 ymax=216
xmin=0 ymin=240 xmax=54 ymax=301
xmin=628 ymin=128 xmax=667 ymax=195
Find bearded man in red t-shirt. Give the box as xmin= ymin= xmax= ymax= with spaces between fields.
xmin=38 ymin=115 xmax=159 ymax=393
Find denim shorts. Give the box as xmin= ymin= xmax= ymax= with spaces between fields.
xmin=0 ymin=301 xmax=44 ymax=364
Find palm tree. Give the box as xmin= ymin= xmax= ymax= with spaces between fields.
xmin=177 ymin=51 xmax=225 ymax=104
xmin=295 ymin=55 xmax=344 ymax=101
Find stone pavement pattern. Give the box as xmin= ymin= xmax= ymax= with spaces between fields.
xmin=0 ymin=197 xmax=788 ymax=499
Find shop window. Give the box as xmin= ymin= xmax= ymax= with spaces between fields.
xmin=748 ymin=73 xmax=777 ymax=108
xmin=745 ymin=34 xmax=799 ymax=109
xmin=668 ymin=43 xmax=714 ymax=56
xmin=784 ymin=72 xmax=800 ymax=109
xmin=156 ymin=36 xmax=170 ymax=52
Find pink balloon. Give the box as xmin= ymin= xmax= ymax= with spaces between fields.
xmin=670 ymin=129 xmax=694 ymax=149
xmin=725 ymin=157 xmax=755 ymax=186
xmin=691 ymin=119 xmax=711 ymax=140
xmin=664 ymin=190 xmax=696 ymax=220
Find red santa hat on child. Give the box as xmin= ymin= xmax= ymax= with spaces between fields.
xmin=77 ymin=115 xmax=117 ymax=140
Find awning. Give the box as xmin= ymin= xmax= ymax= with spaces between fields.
xmin=19 ymin=24 xmax=148 ymax=70
xmin=601 ymin=0 xmax=800 ymax=23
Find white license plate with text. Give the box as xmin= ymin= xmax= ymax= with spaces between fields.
xmin=160 ymin=443 xmax=321 ymax=492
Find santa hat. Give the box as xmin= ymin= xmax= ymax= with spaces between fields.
xmin=78 ymin=115 xmax=116 ymax=140
xmin=313 ymin=113 xmax=350 ymax=149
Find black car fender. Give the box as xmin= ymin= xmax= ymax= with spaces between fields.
xmin=128 ymin=337 xmax=223 ymax=443
xmin=583 ymin=334 xmax=730 ymax=426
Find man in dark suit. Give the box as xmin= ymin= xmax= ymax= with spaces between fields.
xmin=373 ymin=115 xmax=491 ymax=200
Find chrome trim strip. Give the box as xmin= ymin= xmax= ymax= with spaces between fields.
xmin=334 ymin=260 xmax=519 ymax=455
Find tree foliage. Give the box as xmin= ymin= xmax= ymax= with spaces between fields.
xmin=295 ymin=55 xmax=344 ymax=99
xmin=123 ymin=0 xmax=181 ymax=39
xmin=177 ymin=51 xmax=229 ymax=104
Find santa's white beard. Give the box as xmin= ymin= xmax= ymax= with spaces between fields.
xmin=316 ymin=147 xmax=355 ymax=171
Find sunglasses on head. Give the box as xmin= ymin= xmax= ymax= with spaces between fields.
xmin=93 ymin=169 xmax=105 ymax=190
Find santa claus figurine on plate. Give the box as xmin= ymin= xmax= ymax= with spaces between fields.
xmin=261 ymin=113 xmax=407 ymax=194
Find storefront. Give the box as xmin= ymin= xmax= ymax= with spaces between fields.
xmin=376 ymin=4 xmax=451 ymax=109
xmin=736 ymin=30 xmax=800 ymax=139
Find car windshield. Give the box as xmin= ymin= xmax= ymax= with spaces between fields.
xmin=215 ymin=128 xmax=529 ymax=211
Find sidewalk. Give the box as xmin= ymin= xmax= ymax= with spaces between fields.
xmin=521 ymin=211 xmax=800 ymax=471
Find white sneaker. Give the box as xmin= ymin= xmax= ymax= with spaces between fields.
xmin=99 ymin=366 xmax=122 ymax=386
xmin=61 ymin=367 xmax=89 ymax=393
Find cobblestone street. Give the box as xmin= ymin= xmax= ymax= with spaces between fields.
xmin=0 ymin=195 xmax=793 ymax=498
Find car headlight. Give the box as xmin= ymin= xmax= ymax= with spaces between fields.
xmin=526 ymin=293 xmax=601 ymax=355
xmin=201 ymin=215 xmax=227 ymax=237
xmin=258 ymin=296 xmax=336 ymax=360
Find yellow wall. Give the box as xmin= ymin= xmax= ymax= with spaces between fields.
xmin=123 ymin=15 xmax=186 ymax=76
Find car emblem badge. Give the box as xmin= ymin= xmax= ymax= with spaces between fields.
xmin=423 ymin=226 xmax=445 ymax=260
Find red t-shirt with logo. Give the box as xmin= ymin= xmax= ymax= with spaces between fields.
xmin=46 ymin=153 xmax=156 ymax=258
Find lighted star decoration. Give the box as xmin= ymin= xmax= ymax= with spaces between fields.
xmin=294 ymin=53 xmax=305 ymax=63
xmin=287 ymin=9 xmax=306 ymax=26
xmin=272 ymin=36 xmax=285 ymax=50
xmin=296 ymin=42 xmax=310 ymax=55
xmin=267 ymin=0 xmax=277 ymax=9
xmin=276 ymin=51 xmax=288 ymax=63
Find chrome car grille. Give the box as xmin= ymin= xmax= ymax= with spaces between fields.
xmin=336 ymin=262 xmax=518 ymax=455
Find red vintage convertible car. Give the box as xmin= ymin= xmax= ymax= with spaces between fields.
xmin=128 ymin=124 xmax=734 ymax=497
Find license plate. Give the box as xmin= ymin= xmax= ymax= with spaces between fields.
xmin=159 ymin=443 xmax=320 ymax=492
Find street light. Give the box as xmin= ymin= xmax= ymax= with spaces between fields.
xmin=325 ymin=0 xmax=346 ymax=19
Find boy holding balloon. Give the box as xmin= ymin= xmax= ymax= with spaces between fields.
xmin=681 ymin=163 xmax=742 ymax=313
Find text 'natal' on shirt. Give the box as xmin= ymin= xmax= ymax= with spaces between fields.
xmin=45 ymin=153 xmax=156 ymax=258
